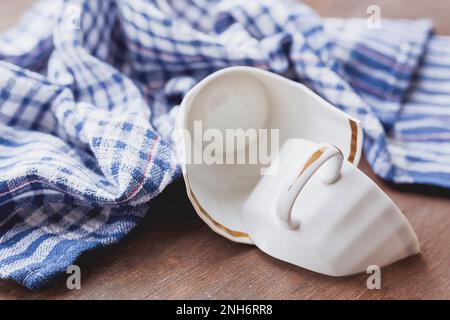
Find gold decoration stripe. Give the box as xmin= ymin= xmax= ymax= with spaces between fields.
xmin=348 ymin=119 xmax=358 ymax=163
xmin=185 ymin=177 xmax=250 ymax=239
xmin=289 ymin=148 xmax=325 ymax=191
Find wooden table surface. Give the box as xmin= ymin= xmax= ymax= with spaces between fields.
xmin=0 ymin=0 xmax=449 ymax=300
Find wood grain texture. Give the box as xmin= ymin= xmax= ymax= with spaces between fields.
xmin=0 ymin=0 xmax=449 ymax=300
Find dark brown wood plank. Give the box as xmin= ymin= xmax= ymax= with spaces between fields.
xmin=0 ymin=0 xmax=449 ymax=299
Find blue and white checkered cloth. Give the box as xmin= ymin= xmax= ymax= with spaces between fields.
xmin=1 ymin=0 xmax=449 ymax=289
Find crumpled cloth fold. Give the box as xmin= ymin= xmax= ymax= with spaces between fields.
xmin=0 ymin=0 xmax=449 ymax=288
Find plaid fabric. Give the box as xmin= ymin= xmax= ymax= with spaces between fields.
xmin=0 ymin=0 xmax=448 ymax=289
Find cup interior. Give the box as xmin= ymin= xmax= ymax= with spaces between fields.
xmin=187 ymin=72 xmax=270 ymax=157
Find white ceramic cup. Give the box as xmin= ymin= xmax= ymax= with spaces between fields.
xmin=241 ymin=138 xmax=420 ymax=276
xmin=180 ymin=66 xmax=363 ymax=244
xmin=275 ymin=142 xmax=343 ymax=230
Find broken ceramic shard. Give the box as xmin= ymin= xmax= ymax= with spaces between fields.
xmin=179 ymin=66 xmax=419 ymax=276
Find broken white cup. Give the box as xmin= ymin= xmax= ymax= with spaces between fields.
xmin=241 ymin=138 xmax=420 ymax=276
xmin=179 ymin=66 xmax=363 ymax=244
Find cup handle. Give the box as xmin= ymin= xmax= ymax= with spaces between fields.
xmin=276 ymin=143 xmax=344 ymax=230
